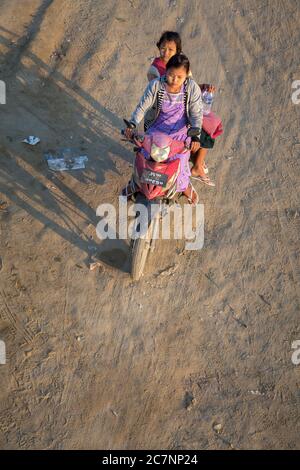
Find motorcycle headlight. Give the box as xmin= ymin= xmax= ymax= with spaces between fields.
xmin=150 ymin=143 xmax=170 ymax=162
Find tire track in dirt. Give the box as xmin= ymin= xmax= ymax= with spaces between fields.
xmin=0 ymin=289 xmax=34 ymax=345
xmin=261 ymin=0 xmax=300 ymax=294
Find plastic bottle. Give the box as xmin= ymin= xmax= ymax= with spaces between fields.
xmin=202 ymin=90 xmax=214 ymax=115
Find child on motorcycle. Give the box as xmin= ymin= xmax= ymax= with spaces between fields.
xmin=147 ymin=31 xmax=182 ymax=82
xmin=124 ymin=53 xmax=203 ymax=205
xmin=147 ymin=33 xmax=217 ymax=187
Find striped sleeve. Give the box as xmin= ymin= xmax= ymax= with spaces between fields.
xmin=130 ymin=79 xmax=159 ymax=126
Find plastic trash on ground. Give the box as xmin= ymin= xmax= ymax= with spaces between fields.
xmin=22 ymin=136 xmax=40 ymax=145
xmin=44 ymin=148 xmax=88 ymax=171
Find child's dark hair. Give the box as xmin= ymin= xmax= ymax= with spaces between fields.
xmin=156 ymin=31 xmax=182 ymax=53
xmin=166 ymin=53 xmax=190 ymax=73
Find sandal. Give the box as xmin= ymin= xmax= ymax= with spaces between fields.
xmin=191 ymin=174 xmax=215 ymax=187
xmin=185 ymin=183 xmax=199 ymax=206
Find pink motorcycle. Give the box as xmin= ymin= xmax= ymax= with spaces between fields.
xmin=122 ymin=120 xmax=198 ymax=280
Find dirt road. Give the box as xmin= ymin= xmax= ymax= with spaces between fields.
xmin=0 ymin=0 xmax=300 ymax=449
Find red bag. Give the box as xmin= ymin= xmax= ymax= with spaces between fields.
xmin=202 ymin=111 xmax=223 ymax=139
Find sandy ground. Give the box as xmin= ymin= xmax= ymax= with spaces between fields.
xmin=0 ymin=0 xmax=300 ymax=450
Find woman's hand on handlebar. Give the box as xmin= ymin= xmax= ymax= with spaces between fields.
xmin=124 ymin=128 xmax=134 ymax=140
xmin=190 ymin=141 xmax=201 ymax=153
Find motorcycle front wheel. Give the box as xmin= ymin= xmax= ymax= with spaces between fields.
xmin=130 ymin=218 xmax=155 ymax=281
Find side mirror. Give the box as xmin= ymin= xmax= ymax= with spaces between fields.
xmin=123 ymin=119 xmax=135 ymax=129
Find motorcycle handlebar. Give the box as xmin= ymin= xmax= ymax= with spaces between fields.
xmin=121 ymin=118 xmax=195 ymax=151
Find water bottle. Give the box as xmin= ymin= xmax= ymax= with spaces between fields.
xmin=202 ymin=90 xmax=214 ymax=115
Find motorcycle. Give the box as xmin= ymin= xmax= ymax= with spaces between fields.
xmin=122 ymin=119 xmax=198 ymax=280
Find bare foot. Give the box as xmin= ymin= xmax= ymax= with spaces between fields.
xmin=191 ymin=165 xmax=206 ymax=178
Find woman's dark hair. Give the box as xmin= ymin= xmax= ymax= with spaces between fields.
xmin=166 ymin=53 xmax=190 ymax=73
xmin=156 ymin=31 xmax=182 ymax=53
